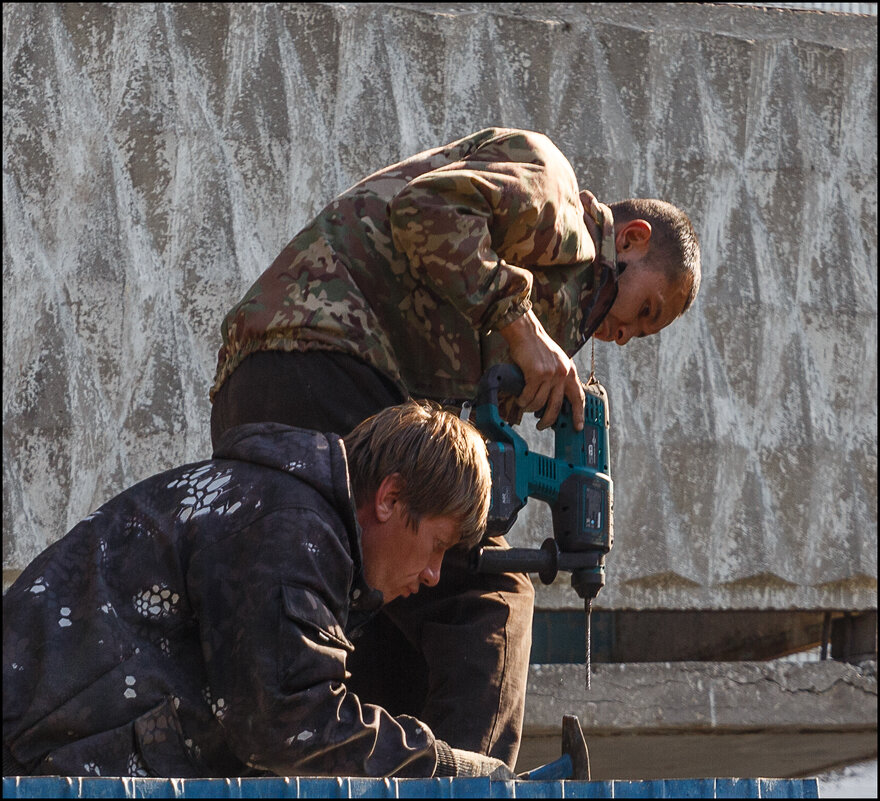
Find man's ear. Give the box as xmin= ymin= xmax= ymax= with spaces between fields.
xmin=615 ymin=219 xmax=652 ymax=254
xmin=374 ymin=473 xmax=403 ymax=523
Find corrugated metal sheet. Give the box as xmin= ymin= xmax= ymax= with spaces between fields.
xmin=0 ymin=776 xmax=821 ymax=798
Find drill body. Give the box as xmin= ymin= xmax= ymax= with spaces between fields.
xmin=471 ymin=364 xmax=614 ymax=682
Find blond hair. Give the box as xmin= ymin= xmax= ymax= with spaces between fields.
xmin=344 ymin=400 xmax=491 ymax=548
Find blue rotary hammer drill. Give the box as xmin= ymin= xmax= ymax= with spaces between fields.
xmin=471 ymin=364 xmax=614 ymax=689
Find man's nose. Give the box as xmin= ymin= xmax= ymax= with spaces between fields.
xmin=615 ymin=325 xmax=633 ymax=346
xmin=419 ymin=556 xmax=443 ymax=587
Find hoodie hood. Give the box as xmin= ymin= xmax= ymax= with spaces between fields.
xmin=213 ymin=422 xmax=350 ymax=508
xmin=211 ymin=423 xmax=380 ymax=615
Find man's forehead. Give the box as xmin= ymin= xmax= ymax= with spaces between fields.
xmin=421 ymin=515 xmax=460 ymax=537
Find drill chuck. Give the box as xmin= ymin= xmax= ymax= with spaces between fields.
xmin=571 ymin=564 xmax=605 ymax=602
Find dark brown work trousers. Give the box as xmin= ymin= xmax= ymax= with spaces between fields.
xmin=210 ymin=350 xmax=534 ymax=767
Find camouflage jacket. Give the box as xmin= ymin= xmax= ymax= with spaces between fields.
xmin=2 ymin=424 xmax=444 ymax=779
xmin=213 ymin=128 xmax=618 ymax=406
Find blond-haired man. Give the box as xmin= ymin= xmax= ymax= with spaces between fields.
xmin=3 ymin=402 xmax=511 ymax=779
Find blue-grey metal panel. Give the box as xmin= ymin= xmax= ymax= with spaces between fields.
xmin=715 ymin=779 xmax=761 ymax=798
xmin=1 ymin=776 xmax=821 ymax=798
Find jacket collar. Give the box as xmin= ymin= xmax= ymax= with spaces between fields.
xmin=579 ymin=191 xmax=620 ymax=342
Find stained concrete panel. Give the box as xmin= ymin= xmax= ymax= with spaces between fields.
xmin=2 ymin=4 xmax=877 ymax=609
xmin=526 ymin=660 xmax=877 ymax=732
xmin=519 ymin=660 xmax=877 ymax=778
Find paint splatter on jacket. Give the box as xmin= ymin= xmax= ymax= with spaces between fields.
xmin=2 ymin=423 xmax=446 ymax=778
xmin=212 ymin=128 xmax=618 ymax=407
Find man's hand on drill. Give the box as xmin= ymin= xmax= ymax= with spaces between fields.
xmin=499 ymin=309 xmax=586 ymax=431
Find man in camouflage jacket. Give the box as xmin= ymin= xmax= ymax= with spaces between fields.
xmin=3 ymin=403 xmax=513 ymax=779
xmin=209 ymin=127 xmax=702 ymax=767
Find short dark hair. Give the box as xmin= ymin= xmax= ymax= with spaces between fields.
xmin=343 ymin=400 xmax=491 ymax=548
xmin=610 ymin=199 xmax=702 ymax=314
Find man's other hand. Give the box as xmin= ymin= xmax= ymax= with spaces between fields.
xmin=446 ymin=746 xmax=517 ymax=779
xmin=498 ymin=309 xmax=585 ymax=431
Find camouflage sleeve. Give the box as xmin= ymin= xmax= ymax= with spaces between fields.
xmin=188 ymin=508 xmax=438 ymax=778
xmin=389 ymin=167 xmax=533 ymax=333
xmin=388 ymin=131 xmax=594 ymax=335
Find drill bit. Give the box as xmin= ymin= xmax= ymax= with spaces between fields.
xmin=585 ymin=598 xmax=592 ymax=690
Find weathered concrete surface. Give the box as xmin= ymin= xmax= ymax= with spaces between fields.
xmin=525 ymin=660 xmax=877 ymax=733
xmin=3 ymin=4 xmax=877 ymax=608
xmin=519 ymin=659 xmax=877 ymax=778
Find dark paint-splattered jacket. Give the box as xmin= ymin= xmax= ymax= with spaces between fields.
xmin=212 ymin=127 xmax=618 ymax=407
xmin=2 ymin=423 xmax=443 ymax=778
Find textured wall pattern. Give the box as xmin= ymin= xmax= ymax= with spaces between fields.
xmin=3 ymin=3 xmax=877 ymax=608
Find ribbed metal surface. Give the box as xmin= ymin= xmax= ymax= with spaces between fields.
xmin=1 ymin=776 xmax=821 ymax=798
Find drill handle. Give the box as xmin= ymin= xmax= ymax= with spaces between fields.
xmin=474 ymin=364 xmax=527 ymax=444
xmin=475 ymin=364 xmax=525 ymax=407
xmin=474 ymin=539 xmax=604 ymax=587
xmin=475 ymin=363 xmax=577 ymax=440
xmin=476 ymin=363 xmax=577 ymax=418
xmin=474 ymin=540 xmax=560 ymax=585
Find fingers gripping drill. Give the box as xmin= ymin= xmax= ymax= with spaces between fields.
xmin=471 ymin=364 xmax=614 ymax=689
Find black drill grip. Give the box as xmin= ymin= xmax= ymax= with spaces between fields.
xmin=476 ymin=364 xmax=526 ymax=409
xmin=476 ymin=363 xmax=575 ymax=428
xmin=475 ymin=544 xmax=557 ymax=580
xmin=474 ymin=539 xmax=604 ymax=587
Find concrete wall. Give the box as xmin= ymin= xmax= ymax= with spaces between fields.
xmin=3 ymin=3 xmax=877 ymax=610
xmin=520 ymin=660 xmax=877 ymax=778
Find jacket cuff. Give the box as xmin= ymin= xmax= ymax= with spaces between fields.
xmin=487 ymin=295 xmax=532 ymax=334
xmin=433 ymin=739 xmax=458 ymax=777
